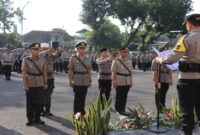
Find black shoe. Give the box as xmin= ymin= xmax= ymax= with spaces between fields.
xmin=117 ymin=111 xmax=131 ymax=116
xmin=26 ymin=121 xmax=34 ymax=126
xmin=35 ymin=120 xmax=45 ymax=125
xmin=46 ymin=112 xmax=53 ymax=116
xmin=40 ymin=112 xmax=46 ymax=117
xmin=183 ymin=131 xmax=192 ymax=135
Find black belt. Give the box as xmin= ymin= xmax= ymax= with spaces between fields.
xmin=161 ymin=71 xmax=169 ymax=74
xmin=99 ymin=72 xmax=111 ymax=76
xmin=73 ymin=71 xmax=88 ymax=74
xmin=4 ymin=61 xmax=12 ymax=63
xmin=179 ymin=62 xmax=200 ymax=73
xmin=116 ymin=72 xmax=131 ymax=76
xmin=27 ymin=73 xmax=43 ymax=76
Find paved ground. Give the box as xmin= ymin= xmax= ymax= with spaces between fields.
xmin=0 ymin=70 xmax=199 ymax=135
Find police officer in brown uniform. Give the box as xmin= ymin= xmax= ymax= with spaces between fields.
xmin=1 ymin=49 xmax=14 ymax=80
xmin=68 ymin=42 xmax=92 ymax=115
xmin=112 ymin=46 xmax=133 ymax=115
xmin=22 ymin=43 xmax=48 ymax=126
xmin=156 ymin=13 xmax=200 ymax=135
xmin=96 ymin=48 xmax=113 ymax=109
xmin=152 ymin=46 xmax=173 ymax=112
xmin=40 ymin=43 xmax=61 ymax=116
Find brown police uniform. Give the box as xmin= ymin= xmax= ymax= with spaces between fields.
xmin=96 ymin=50 xmax=112 ymax=109
xmin=160 ymin=14 xmax=200 ymax=134
xmin=22 ymin=44 xmax=47 ymax=124
xmin=1 ymin=52 xmax=14 ymax=80
xmin=112 ymin=48 xmax=133 ymax=113
xmin=68 ymin=42 xmax=91 ymax=115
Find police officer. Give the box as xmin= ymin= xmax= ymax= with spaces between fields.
xmin=112 ymin=46 xmax=133 ymax=115
xmin=96 ymin=48 xmax=113 ymax=109
xmin=61 ymin=48 xmax=70 ymax=73
xmin=40 ymin=43 xmax=61 ymax=116
xmin=68 ymin=42 xmax=92 ymax=115
xmin=131 ymin=53 xmax=137 ymax=69
xmin=140 ymin=52 xmax=149 ymax=72
xmin=22 ymin=43 xmax=48 ymax=126
xmin=152 ymin=46 xmax=173 ymax=112
xmin=156 ymin=13 xmax=200 ymax=135
xmin=0 ymin=49 xmax=3 ymax=74
xmin=1 ymin=49 xmax=14 ymax=80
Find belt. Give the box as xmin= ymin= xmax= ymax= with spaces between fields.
xmin=4 ymin=61 xmax=12 ymax=63
xmin=161 ymin=71 xmax=169 ymax=74
xmin=179 ymin=62 xmax=200 ymax=73
xmin=73 ymin=71 xmax=88 ymax=74
xmin=99 ymin=72 xmax=111 ymax=76
xmin=116 ymin=72 xmax=131 ymax=76
xmin=27 ymin=73 xmax=43 ymax=76
xmin=47 ymin=72 xmax=53 ymax=76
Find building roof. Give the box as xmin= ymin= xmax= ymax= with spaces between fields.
xmin=21 ymin=30 xmax=74 ymax=43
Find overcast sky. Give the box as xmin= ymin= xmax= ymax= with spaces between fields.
xmin=12 ymin=0 xmax=200 ymax=36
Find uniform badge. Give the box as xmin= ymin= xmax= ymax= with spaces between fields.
xmin=173 ymin=35 xmax=186 ymax=52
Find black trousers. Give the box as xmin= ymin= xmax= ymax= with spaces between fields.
xmin=42 ymin=78 xmax=54 ymax=114
xmin=26 ymin=87 xmax=43 ymax=122
xmin=4 ymin=65 xmax=12 ymax=79
xmin=98 ymin=80 xmax=112 ymax=108
xmin=155 ymin=83 xmax=169 ymax=111
xmin=73 ymin=86 xmax=88 ymax=115
xmin=115 ymin=86 xmax=130 ymax=112
xmin=132 ymin=62 xmax=136 ymax=69
xmin=63 ymin=61 xmax=69 ymax=73
xmin=0 ymin=62 xmax=2 ymax=74
xmin=177 ymin=79 xmax=200 ymax=132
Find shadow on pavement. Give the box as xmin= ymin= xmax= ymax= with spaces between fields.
xmin=0 ymin=125 xmax=23 ymax=135
xmin=47 ymin=115 xmax=75 ymax=131
xmin=34 ymin=124 xmax=71 ymax=135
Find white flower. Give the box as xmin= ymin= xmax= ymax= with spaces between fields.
xmin=75 ymin=112 xmax=81 ymax=120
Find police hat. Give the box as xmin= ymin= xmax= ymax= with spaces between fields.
xmin=119 ymin=46 xmax=129 ymax=51
xmin=100 ymin=48 xmax=107 ymax=52
xmin=29 ymin=43 xmax=40 ymax=49
xmin=183 ymin=13 xmax=200 ymax=25
xmin=159 ymin=43 xmax=169 ymax=52
xmin=75 ymin=42 xmax=87 ymax=48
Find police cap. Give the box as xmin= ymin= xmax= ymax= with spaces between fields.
xmin=183 ymin=13 xmax=200 ymax=25
xmin=119 ymin=46 xmax=129 ymax=51
xmin=100 ymin=48 xmax=107 ymax=52
xmin=29 ymin=43 xmax=40 ymax=49
xmin=75 ymin=42 xmax=87 ymax=48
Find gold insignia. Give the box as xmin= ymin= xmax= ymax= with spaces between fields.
xmin=173 ymin=35 xmax=186 ymax=52
xmin=35 ymin=44 xmax=39 ymax=48
xmin=125 ymin=47 xmax=128 ymax=50
xmin=81 ymin=43 xmax=85 ymax=46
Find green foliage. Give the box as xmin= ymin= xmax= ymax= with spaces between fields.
xmin=87 ymin=20 xmax=122 ymax=50
xmin=137 ymin=44 xmax=148 ymax=52
xmin=0 ymin=0 xmax=21 ymax=34
xmin=69 ymin=93 xmax=113 ymax=135
xmin=0 ymin=33 xmax=21 ymax=49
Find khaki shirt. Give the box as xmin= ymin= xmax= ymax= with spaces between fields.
xmin=2 ymin=53 xmax=14 ymax=66
xmin=61 ymin=51 xmax=70 ymax=62
xmin=96 ymin=57 xmax=112 ymax=80
xmin=68 ymin=55 xmax=91 ymax=86
xmin=40 ymin=51 xmax=58 ymax=79
xmin=22 ymin=55 xmax=47 ymax=88
xmin=162 ymin=30 xmax=200 ymax=79
xmin=152 ymin=58 xmax=170 ymax=83
xmin=111 ymin=57 xmax=133 ymax=86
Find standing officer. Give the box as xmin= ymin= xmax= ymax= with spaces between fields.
xmin=131 ymin=53 xmax=137 ymax=69
xmin=96 ymin=48 xmax=113 ymax=109
xmin=22 ymin=43 xmax=48 ymax=126
xmin=0 ymin=49 xmax=3 ymax=74
xmin=156 ymin=13 xmax=200 ymax=135
xmin=112 ymin=46 xmax=133 ymax=115
xmin=68 ymin=42 xmax=92 ymax=115
xmin=40 ymin=43 xmax=61 ymax=116
xmin=61 ymin=48 xmax=70 ymax=73
xmin=1 ymin=49 xmax=14 ymax=80
xmin=152 ymin=46 xmax=173 ymax=112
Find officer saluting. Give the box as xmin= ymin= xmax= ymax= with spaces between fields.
xmin=156 ymin=13 xmax=200 ymax=135
xmin=68 ymin=42 xmax=92 ymax=115
xmin=96 ymin=48 xmax=113 ymax=109
xmin=112 ymin=46 xmax=133 ymax=115
xmin=22 ymin=43 xmax=48 ymax=126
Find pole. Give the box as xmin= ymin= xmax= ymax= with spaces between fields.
xmin=21 ymin=1 xmax=30 ymax=36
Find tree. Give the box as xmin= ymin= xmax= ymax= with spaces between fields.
xmin=0 ymin=33 xmax=22 ymax=48
xmin=86 ymin=20 xmax=122 ymax=50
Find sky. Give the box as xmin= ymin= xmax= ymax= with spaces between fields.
xmin=12 ymin=0 xmax=200 ymax=36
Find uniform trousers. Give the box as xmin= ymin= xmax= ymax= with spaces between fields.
xmin=73 ymin=86 xmax=88 ymax=115
xmin=177 ymin=79 xmax=200 ymax=133
xmin=41 ymin=78 xmax=54 ymax=114
xmin=115 ymin=86 xmax=130 ymax=112
xmin=98 ymin=80 xmax=112 ymax=109
xmin=4 ymin=65 xmax=12 ymax=79
xmin=26 ymin=87 xmax=43 ymax=122
xmin=155 ymin=83 xmax=169 ymax=111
